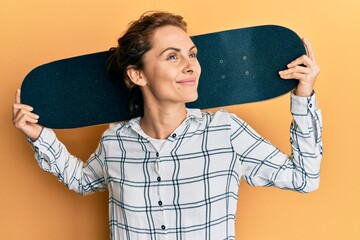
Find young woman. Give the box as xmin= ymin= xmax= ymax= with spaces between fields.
xmin=12 ymin=11 xmax=322 ymax=240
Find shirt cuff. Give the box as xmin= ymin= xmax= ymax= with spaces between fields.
xmin=290 ymin=90 xmax=317 ymax=116
xmin=26 ymin=127 xmax=56 ymax=151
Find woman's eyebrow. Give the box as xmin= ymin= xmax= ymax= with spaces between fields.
xmin=189 ymin=45 xmax=197 ymax=51
xmin=159 ymin=47 xmax=181 ymax=56
xmin=159 ymin=45 xmax=197 ymax=56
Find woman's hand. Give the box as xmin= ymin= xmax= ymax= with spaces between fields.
xmin=279 ymin=37 xmax=320 ymax=97
xmin=12 ymin=89 xmax=43 ymax=141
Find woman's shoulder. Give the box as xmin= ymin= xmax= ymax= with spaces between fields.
xmin=204 ymin=108 xmax=233 ymax=118
xmin=197 ymin=108 xmax=246 ymax=128
xmin=101 ymin=118 xmax=139 ymax=137
xmin=188 ymin=108 xmax=235 ymax=125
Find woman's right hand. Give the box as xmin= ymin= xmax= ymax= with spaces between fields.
xmin=12 ymin=89 xmax=43 ymax=141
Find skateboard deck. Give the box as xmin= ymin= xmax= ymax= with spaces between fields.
xmin=21 ymin=25 xmax=305 ymax=129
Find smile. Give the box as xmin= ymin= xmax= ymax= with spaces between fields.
xmin=176 ymin=78 xmax=197 ymax=86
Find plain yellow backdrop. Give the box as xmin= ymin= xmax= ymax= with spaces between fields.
xmin=1 ymin=0 xmax=359 ymax=239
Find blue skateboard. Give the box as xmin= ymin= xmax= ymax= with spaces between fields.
xmin=21 ymin=25 xmax=305 ymax=129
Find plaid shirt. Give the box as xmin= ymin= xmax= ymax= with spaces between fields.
xmin=30 ymin=92 xmax=323 ymax=240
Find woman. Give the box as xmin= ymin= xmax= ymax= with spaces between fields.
xmin=12 ymin=11 xmax=322 ymax=240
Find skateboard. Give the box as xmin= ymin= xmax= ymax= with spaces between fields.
xmin=21 ymin=25 xmax=305 ymax=129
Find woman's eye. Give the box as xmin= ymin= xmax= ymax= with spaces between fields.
xmin=167 ymin=54 xmax=178 ymax=60
xmin=189 ymin=52 xmax=197 ymax=58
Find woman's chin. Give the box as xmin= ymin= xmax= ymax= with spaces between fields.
xmin=185 ymin=93 xmax=198 ymax=103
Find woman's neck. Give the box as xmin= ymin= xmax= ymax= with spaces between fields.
xmin=140 ymin=103 xmax=187 ymax=140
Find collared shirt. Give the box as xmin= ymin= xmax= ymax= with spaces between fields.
xmin=29 ymin=92 xmax=323 ymax=240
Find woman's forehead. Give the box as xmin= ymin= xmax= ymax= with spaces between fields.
xmin=150 ymin=25 xmax=195 ymax=50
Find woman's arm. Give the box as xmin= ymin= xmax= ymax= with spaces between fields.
xmin=13 ymin=89 xmax=107 ymax=195
xmin=28 ymin=128 xmax=107 ymax=195
xmin=231 ymin=92 xmax=323 ymax=193
xmin=232 ymin=38 xmax=323 ymax=193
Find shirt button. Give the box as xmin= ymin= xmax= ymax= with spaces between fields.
xmin=156 ymin=152 xmax=159 ymax=157
xmin=171 ymin=133 xmax=177 ymax=138
xmin=309 ymin=103 xmax=313 ymax=108
xmin=157 ymin=176 xmax=161 ymax=182
xmin=158 ymin=201 xmax=163 ymax=206
xmin=161 ymin=225 xmax=166 ymax=230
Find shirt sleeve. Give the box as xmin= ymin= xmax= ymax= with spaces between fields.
xmin=230 ymin=92 xmax=323 ymax=193
xmin=27 ymin=127 xmax=107 ymax=195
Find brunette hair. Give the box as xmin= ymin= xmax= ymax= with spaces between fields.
xmin=107 ymin=11 xmax=188 ymax=116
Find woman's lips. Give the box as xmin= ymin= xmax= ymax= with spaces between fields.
xmin=176 ymin=78 xmax=197 ymax=86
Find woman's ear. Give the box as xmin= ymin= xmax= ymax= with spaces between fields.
xmin=126 ymin=66 xmax=147 ymax=87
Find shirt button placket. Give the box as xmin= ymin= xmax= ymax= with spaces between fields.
xmin=154 ymin=151 xmax=166 ymax=236
xmin=155 ymin=152 xmax=160 ymax=174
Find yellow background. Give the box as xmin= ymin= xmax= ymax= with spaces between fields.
xmin=1 ymin=0 xmax=359 ymax=239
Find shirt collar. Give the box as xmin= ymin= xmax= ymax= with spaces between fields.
xmin=185 ymin=108 xmax=203 ymax=122
xmin=124 ymin=108 xmax=203 ymax=136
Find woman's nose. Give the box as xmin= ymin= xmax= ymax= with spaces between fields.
xmin=182 ymin=58 xmax=196 ymax=74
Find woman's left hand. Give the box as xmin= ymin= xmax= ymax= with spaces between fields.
xmin=279 ymin=37 xmax=320 ymax=97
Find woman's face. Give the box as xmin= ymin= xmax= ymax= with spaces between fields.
xmin=139 ymin=25 xmax=201 ymax=107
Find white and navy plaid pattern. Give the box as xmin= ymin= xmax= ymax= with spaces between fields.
xmin=30 ymin=92 xmax=322 ymax=240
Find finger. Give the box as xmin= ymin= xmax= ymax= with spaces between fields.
xmin=287 ymin=55 xmax=313 ymax=68
xmin=14 ymin=114 xmax=38 ymax=130
xmin=13 ymin=89 xmax=36 ymax=116
xmin=279 ymin=65 xmax=311 ymax=76
xmin=13 ymin=108 xmax=39 ymax=123
xmin=26 ymin=116 xmax=39 ymax=124
xmin=13 ymin=114 xmax=39 ymax=130
xmin=13 ymin=103 xmax=33 ymax=111
xmin=303 ymin=37 xmax=316 ymax=63
xmin=12 ymin=103 xmax=33 ymax=116
xmin=20 ymin=114 xmax=39 ymax=124
xmin=15 ymin=89 xmax=21 ymax=104
xmin=279 ymin=72 xmax=305 ymax=80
